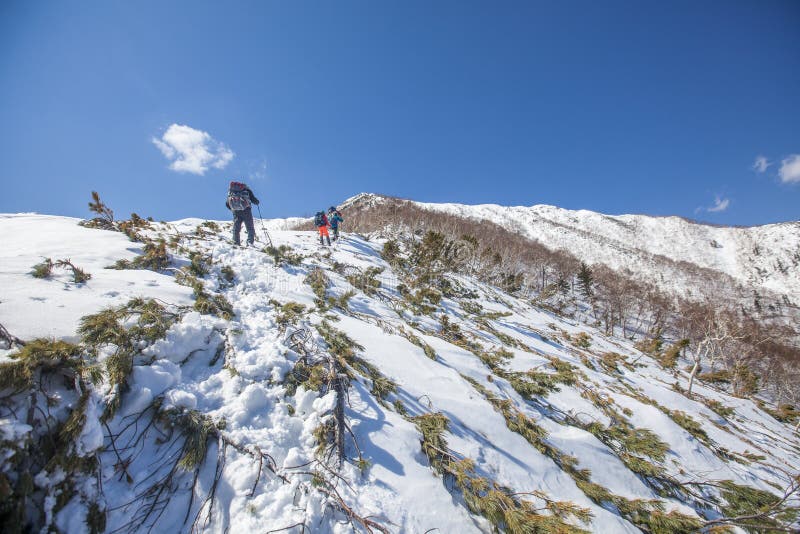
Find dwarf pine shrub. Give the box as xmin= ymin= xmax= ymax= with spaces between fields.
xmin=265 ymin=245 xmax=303 ymax=267
xmin=482 ymin=309 xmax=513 ymax=320
xmin=220 ymin=265 xmax=235 ymax=284
xmin=79 ymin=298 xmax=181 ymax=419
xmin=328 ymin=290 xmax=356 ymax=312
xmin=398 ymin=284 xmax=441 ymax=315
xmin=623 ymin=506 xmax=703 ymax=534
xmin=659 ymin=339 xmax=689 ymax=368
xmin=698 ymin=369 xmax=732 ymax=384
xmin=606 ymin=425 xmax=669 ymax=462
xmin=164 ymin=408 xmax=221 ymax=470
xmin=669 ymin=410 xmax=710 ymax=444
xmin=78 ymin=191 xmax=116 ymax=229
xmin=507 ymin=371 xmax=558 ymax=398
xmin=703 ymin=399 xmax=735 ymax=419
xmin=393 ymin=399 xmax=408 ymax=415
xmin=381 ymin=239 xmax=401 ymax=265
xmin=110 ymin=239 xmax=170 ymax=271
xmin=476 ymin=319 xmax=524 ymax=349
xmin=400 ymin=328 xmax=438 ymax=360
xmin=571 ymin=332 xmax=592 ymax=349
xmin=730 ymin=363 xmax=759 ymax=397
xmin=763 ymin=403 xmax=800 ymax=424
xmin=117 ymin=213 xmax=151 ymax=241
xmin=439 ymin=315 xmax=465 ymax=344
xmin=618 ymin=452 xmax=668 ymax=479
xmin=30 ymin=258 xmax=91 ymax=283
xmin=718 ymin=480 xmax=792 ymax=530
xmin=88 ymin=191 xmax=113 ymax=221
xmin=635 ymin=332 xmax=664 ymax=356
xmin=598 ymin=352 xmax=626 ymax=374
xmin=273 ymin=301 xmax=307 ymax=328
xmin=316 ymin=321 xmax=366 ymax=373
xmin=305 ymin=268 xmax=329 ymax=307
xmin=55 ymin=259 xmax=91 ymax=283
xmin=30 ymin=258 xmax=54 ymax=278
xmin=187 ymin=251 xmax=210 ymax=277
xmin=461 ymin=301 xmax=483 ymax=315
xmin=411 ymin=411 xmax=591 ymax=532
xmin=370 ymin=375 xmax=398 ymax=401
xmin=345 ymin=266 xmax=383 ymax=295
xmin=0 ymin=338 xmax=84 ymax=391
xmin=283 ymin=360 xmax=328 ymax=397
xmin=194 ymin=290 xmax=234 ymax=320
xmin=313 ymin=419 xmax=338 ymax=458
xmin=0 ymin=338 xmax=100 ymax=533
xmin=175 ymin=268 xmax=234 ymax=319
xmin=411 ymin=412 xmax=451 ymax=474
xmin=200 ymin=220 xmax=221 ymax=232
xmin=466 ymin=373 xmax=660 ymax=528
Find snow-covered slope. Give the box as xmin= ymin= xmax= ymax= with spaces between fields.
xmin=1 ymin=213 xmax=798 ymax=533
xmin=378 ymin=196 xmax=800 ymax=305
xmin=0 ymin=214 xmax=194 ymax=340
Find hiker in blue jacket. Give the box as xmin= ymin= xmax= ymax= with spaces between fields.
xmin=328 ymin=206 xmax=344 ymax=241
xmin=225 ymin=181 xmax=259 ymax=246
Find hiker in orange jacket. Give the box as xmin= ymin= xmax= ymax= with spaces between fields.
xmin=314 ymin=211 xmax=331 ymax=246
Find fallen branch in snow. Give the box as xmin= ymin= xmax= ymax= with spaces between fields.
xmin=219 ymin=433 xmax=288 ymax=486
xmin=265 ymin=522 xmax=308 ymax=533
xmin=698 ymin=475 xmax=800 ymax=532
xmin=102 ymin=398 xmax=287 ymax=534
xmin=190 ymin=435 xmax=227 ymax=532
xmin=0 ymin=322 xmax=26 ymax=349
xmin=315 ymin=483 xmax=391 ymax=534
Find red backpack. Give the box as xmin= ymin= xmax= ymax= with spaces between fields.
xmin=227 ymin=181 xmax=251 ymax=211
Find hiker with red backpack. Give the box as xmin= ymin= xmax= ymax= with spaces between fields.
xmin=314 ymin=210 xmax=331 ymax=246
xmin=226 ymin=181 xmax=260 ymax=246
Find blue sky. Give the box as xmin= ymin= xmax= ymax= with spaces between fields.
xmin=1 ymin=1 xmax=798 ymax=225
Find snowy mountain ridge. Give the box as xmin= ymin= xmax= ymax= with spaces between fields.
xmin=0 ymin=211 xmax=798 ymax=534
xmin=343 ymin=193 xmax=800 ymax=308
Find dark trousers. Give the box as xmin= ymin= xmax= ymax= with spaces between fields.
xmin=331 ymin=226 xmax=339 ymax=240
xmin=232 ymin=208 xmax=255 ymax=245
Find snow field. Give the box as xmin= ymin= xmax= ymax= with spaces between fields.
xmin=1 ymin=213 xmax=798 ymax=533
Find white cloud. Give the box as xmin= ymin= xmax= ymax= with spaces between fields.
xmin=778 ymin=154 xmax=800 ymax=184
xmin=152 ymin=124 xmax=234 ymax=175
xmin=752 ymin=155 xmax=770 ymax=173
xmin=706 ymin=195 xmax=730 ymax=213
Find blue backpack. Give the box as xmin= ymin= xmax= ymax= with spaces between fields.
xmin=227 ymin=182 xmax=251 ymax=211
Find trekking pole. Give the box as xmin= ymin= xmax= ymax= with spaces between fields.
xmin=256 ymin=204 xmax=273 ymax=248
